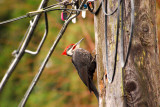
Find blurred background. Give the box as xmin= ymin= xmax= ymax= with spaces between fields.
xmin=0 ymin=0 xmax=160 ymax=107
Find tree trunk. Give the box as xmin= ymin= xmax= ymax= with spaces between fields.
xmin=94 ymin=0 xmax=160 ymax=107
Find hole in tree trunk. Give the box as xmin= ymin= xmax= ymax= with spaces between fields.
xmin=126 ymin=81 xmax=137 ymax=92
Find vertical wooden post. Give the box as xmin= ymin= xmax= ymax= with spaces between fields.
xmin=123 ymin=0 xmax=160 ymax=106
xmin=94 ymin=0 xmax=160 ymax=106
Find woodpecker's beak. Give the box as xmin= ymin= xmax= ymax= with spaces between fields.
xmin=72 ymin=38 xmax=84 ymax=50
xmin=62 ymin=38 xmax=84 ymax=56
xmin=75 ymin=38 xmax=84 ymax=46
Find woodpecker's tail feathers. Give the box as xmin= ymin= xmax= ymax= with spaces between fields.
xmin=90 ymin=80 xmax=99 ymax=101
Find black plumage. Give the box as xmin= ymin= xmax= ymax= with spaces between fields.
xmin=71 ymin=48 xmax=99 ymax=100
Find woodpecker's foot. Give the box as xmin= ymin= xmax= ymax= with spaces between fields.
xmin=92 ymin=54 xmax=97 ymax=62
xmin=91 ymin=49 xmax=96 ymax=54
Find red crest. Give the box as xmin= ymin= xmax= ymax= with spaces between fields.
xmin=62 ymin=44 xmax=74 ymax=55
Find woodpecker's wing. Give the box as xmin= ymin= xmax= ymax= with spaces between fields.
xmin=72 ymin=59 xmax=90 ymax=89
xmin=78 ymin=67 xmax=89 ymax=86
xmin=88 ymin=57 xmax=96 ymax=80
xmin=72 ymin=48 xmax=93 ymax=91
xmin=72 ymin=48 xmax=99 ymax=100
xmin=72 ymin=56 xmax=99 ymax=99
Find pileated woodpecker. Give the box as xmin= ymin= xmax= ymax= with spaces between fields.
xmin=62 ymin=38 xmax=99 ymax=101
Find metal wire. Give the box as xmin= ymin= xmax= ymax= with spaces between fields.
xmin=103 ymin=0 xmax=135 ymax=83
xmin=0 ymin=15 xmax=28 ymax=25
xmin=0 ymin=1 xmax=80 ymax=25
xmin=25 ymin=12 xmax=48 ymax=55
xmin=0 ymin=1 xmax=135 ymax=107
xmin=104 ymin=0 xmax=121 ymax=83
xmin=102 ymin=0 xmax=122 ymax=16
xmin=18 ymin=0 xmax=87 ymax=106
xmin=0 ymin=0 xmax=49 ymax=93
xmin=121 ymin=0 xmax=135 ymax=68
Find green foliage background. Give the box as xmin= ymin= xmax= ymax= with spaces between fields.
xmin=0 ymin=0 xmax=97 ymax=107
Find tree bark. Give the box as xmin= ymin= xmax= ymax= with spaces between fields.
xmin=94 ymin=0 xmax=160 ymax=107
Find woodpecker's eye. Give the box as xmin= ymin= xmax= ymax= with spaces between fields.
xmin=67 ymin=45 xmax=74 ymax=51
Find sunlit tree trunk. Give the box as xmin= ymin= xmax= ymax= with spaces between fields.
xmin=94 ymin=0 xmax=160 ymax=107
